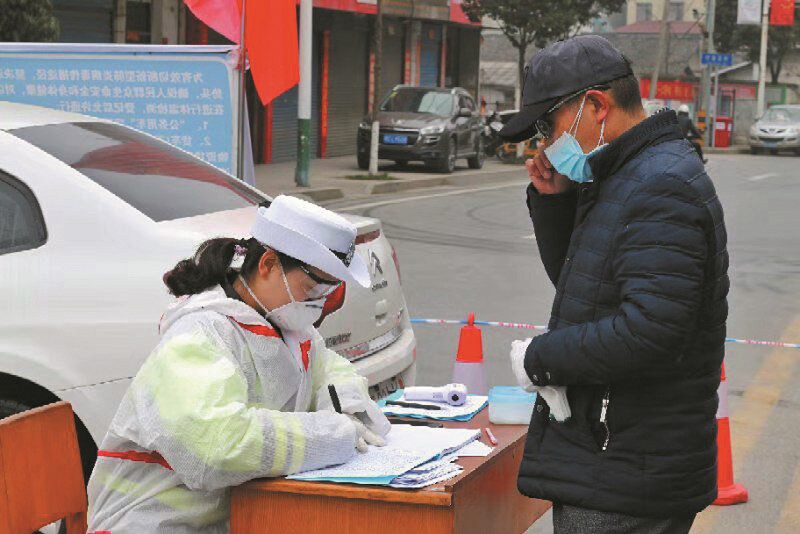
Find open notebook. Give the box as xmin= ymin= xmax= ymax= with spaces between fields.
xmin=287 ymin=424 xmax=481 ymax=486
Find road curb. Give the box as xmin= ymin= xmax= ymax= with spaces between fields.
xmin=365 ymin=177 xmax=448 ymax=195
xmin=283 ymin=187 xmax=345 ymax=202
xmin=705 ymin=146 xmax=750 ymax=155
xmin=365 ymin=167 xmax=526 ymax=195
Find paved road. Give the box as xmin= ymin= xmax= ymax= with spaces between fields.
xmin=328 ymin=153 xmax=800 ymax=533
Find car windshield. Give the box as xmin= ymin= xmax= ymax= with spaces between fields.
xmin=380 ymin=89 xmax=455 ymax=116
xmin=762 ymin=108 xmax=800 ymax=123
xmin=11 ymin=121 xmax=264 ymax=222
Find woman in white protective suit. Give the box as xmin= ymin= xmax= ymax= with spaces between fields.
xmin=87 ymin=195 xmax=391 ymax=533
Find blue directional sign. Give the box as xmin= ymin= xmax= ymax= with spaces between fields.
xmin=702 ymin=53 xmax=733 ymax=67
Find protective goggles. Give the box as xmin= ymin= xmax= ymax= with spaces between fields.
xmin=534 ymin=84 xmax=610 ymax=140
xmin=299 ymin=263 xmax=343 ymax=299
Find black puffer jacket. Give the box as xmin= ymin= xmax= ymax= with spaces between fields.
xmin=519 ymin=111 xmax=729 ymax=517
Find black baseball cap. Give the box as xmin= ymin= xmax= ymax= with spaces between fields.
xmin=499 ymin=35 xmax=634 ymax=142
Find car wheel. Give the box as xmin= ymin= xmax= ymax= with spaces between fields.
xmin=357 ymin=152 xmax=369 ymax=170
xmin=750 ymin=147 xmax=759 ymax=155
xmin=435 ymin=137 xmax=457 ymax=173
xmin=0 ymin=399 xmax=67 ymax=534
xmin=467 ymin=137 xmax=485 ymax=169
xmin=770 ymin=149 xmax=779 ymax=155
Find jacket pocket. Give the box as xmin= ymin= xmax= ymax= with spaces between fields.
xmin=588 ymin=385 xmax=611 ymax=451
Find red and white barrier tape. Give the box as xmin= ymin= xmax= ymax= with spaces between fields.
xmin=410 ymin=318 xmax=800 ymax=350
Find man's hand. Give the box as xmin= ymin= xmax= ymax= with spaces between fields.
xmin=525 ymin=151 xmax=571 ymax=195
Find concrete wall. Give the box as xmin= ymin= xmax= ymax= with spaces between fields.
xmin=604 ymin=31 xmax=702 ymax=79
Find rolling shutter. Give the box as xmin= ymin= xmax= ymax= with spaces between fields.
xmin=52 ymin=0 xmax=114 ymax=43
xmin=380 ymin=20 xmax=405 ymax=100
xmin=327 ymin=17 xmax=368 ymax=157
xmin=270 ymin=86 xmax=299 ymax=162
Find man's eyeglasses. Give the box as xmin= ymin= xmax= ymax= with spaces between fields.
xmin=298 ymin=264 xmax=342 ymax=299
xmin=534 ymin=84 xmax=610 ymax=140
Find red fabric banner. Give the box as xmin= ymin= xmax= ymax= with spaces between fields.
xmin=770 ymin=0 xmax=796 ymax=26
xmin=247 ymin=0 xmax=300 ymax=105
xmin=183 ymin=0 xmax=299 ymax=105
xmin=184 ymin=0 xmax=241 ymax=43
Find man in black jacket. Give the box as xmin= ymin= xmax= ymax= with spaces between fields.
xmin=500 ymin=35 xmax=729 ymax=533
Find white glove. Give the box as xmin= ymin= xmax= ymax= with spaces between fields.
xmin=510 ymin=338 xmax=536 ymax=392
xmin=346 ymin=415 xmax=387 ymax=453
xmin=536 ymin=385 xmax=571 ymax=422
xmin=509 ymin=338 xmax=571 ymax=422
xmin=316 ymin=382 xmax=392 ymax=438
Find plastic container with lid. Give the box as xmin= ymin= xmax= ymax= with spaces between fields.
xmin=488 ymin=386 xmax=537 ymax=424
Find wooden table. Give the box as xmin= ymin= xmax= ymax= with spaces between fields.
xmin=230 ymin=408 xmax=551 ymax=533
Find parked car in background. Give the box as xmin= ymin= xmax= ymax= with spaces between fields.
xmin=0 ymin=101 xmax=417 ymax=484
xmin=357 ymin=86 xmax=484 ymax=173
xmin=749 ymin=105 xmax=800 ymax=155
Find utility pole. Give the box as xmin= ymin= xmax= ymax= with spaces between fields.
xmin=756 ymin=0 xmax=770 ymax=118
xmin=295 ymin=0 xmax=313 ymax=187
xmin=237 ymin=0 xmax=247 ymax=181
xmin=369 ymin=0 xmax=383 ymax=176
xmin=650 ymin=0 xmax=671 ymax=100
xmin=703 ymin=0 xmax=716 ymax=147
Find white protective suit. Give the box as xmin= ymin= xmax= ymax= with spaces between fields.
xmin=87 ymin=284 xmax=389 ymax=533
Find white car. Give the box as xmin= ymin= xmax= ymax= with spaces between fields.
xmin=0 ymin=101 xmax=416 ymax=481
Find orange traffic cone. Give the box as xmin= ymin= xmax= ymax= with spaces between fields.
xmin=713 ymin=363 xmax=749 ymax=505
xmin=452 ymin=312 xmax=488 ymax=395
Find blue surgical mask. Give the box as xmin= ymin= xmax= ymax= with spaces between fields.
xmin=544 ymin=94 xmax=606 ymax=183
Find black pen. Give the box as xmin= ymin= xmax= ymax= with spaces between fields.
xmin=387 ymin=417 xmax=444 ymax=428
xmin=328 ymin=384 xmax=342 ymax=413
xmin=386 ymin=400 xmax=442 ymax=411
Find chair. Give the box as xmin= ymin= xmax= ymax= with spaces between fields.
xmin=0 ymin=401 xmax=88 ymax=534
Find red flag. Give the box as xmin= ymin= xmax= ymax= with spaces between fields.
xmin=184 ymin=0 xmax=242 ymax=43
xmin=246 ymin=0 xmax=299 ymax=105
xmin=770 ymin=0 xmax=795 ymax=26
xmin=183 ymin=0 xmax=299 ymax=105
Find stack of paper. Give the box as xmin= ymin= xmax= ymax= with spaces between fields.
xmin=388 ymin=454 xmax=463 ymax=489
xmin=379 ymin=390 xmax=488 ymax=421
xmin=288 ymin=424 xmax=481 ymax=488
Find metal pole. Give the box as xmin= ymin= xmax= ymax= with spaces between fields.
xmin=649 ymin=0 xmax=671 ymax=100
xmin=704 ymin=0 xmax=716 ymax=147
xmin=295 ymin=0 xmax=313 ymax=187
xmin=369 ymin=0 xmax=383 ymax=176
xmin=756 ymin=0 xmax=770 ymax=118
xmin=712 ymin=65 xmax=720 ymax=147
xmin=237 ymin=0 xmax=247 ymax=181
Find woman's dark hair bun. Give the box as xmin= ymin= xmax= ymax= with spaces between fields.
xmin=163 ymin=237 xmax=264 ymax=297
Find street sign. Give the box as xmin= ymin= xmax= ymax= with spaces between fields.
xmin=702 ymin=53 xmax=733 ymax=67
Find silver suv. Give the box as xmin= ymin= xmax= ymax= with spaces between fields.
xmin=357 ymin=86 xmax=485 ymax=173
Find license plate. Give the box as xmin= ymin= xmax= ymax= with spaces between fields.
xmin=383 ymin=134 xmax=408 ymax=145
xmin=369 ymin=374 xmax=405 ymax=401
xmin=764 ymin=141 xmax=777 ymax=148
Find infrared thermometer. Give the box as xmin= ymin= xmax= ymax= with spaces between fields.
xmin=404 ymin=383 xmax=468 ymax=406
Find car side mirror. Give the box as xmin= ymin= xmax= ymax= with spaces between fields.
xmin=458 ymin=107 xmax=472 ymax=118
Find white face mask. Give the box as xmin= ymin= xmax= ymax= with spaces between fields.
xmin=239 ymin=266 xmax=324 ymax=333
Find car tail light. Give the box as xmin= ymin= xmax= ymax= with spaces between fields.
xmin=314 ymin=283 xmax=347 ymax=328
xmin=356 ymin=229 xmax=381 ymax=245
xmin=391 ymin=244 xmax=402 ymax=285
